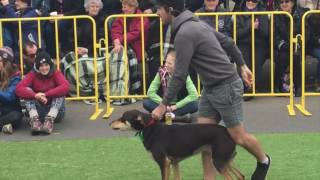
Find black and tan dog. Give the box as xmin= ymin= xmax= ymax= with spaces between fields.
xmin=109 ymin=109 xmax=244 ymax=180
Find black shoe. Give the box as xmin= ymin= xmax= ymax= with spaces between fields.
xmin=251 ymin=154 xmax=271 ymax=180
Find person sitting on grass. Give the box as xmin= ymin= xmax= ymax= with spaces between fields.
xmin=16 ymin=50 xmax=69 ymax=135
xmin=143 ymin=49 xmax=198 ymax=123
xmin=0 ymin=47 xmax=23 ymax=135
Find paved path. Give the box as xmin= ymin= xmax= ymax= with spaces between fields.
xmin=1 ymin=96 xmax=320 ymax=141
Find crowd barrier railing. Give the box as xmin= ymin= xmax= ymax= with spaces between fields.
xmin=0 ymin=15 xmax=103 ymax=120
xmin=295 ymin=10 xmax=320 ymax=116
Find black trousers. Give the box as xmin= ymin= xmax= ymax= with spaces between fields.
xmin=238 ymin=44 xmax=268 ymax=92
xmin=274 ymin=50 xmax=302 ymax=92
xmin=0 ymin=111 xmax=23 ymax=129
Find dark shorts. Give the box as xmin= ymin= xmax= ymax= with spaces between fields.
xmin=199 ymin=78 xmax=244 ymax=128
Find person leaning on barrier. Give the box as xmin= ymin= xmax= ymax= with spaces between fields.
xmin=274 ymin=0 xmax=309 ymax=97
xmin=0 ymin=47 xmax=23 ymax=135
xmin=143 ymin=49 xmax=198 ymax=123
xmin=16 ymin=50 xmax=69 ymax=135
xmin=151 ymin=1 xmax=271 ymax=179
xmin=111 ymin=0 xmax=150 ymax=62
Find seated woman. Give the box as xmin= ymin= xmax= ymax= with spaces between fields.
xmin=0 ymin=47 xmax=23 ymax=134
xmin=143 ymin=49 xmax=198 ymax=122
xmin=16 ymin=50 xmax=69 ymax=135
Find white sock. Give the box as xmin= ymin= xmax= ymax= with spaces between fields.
xmin=261 ymin=157 xmax=269 ymax=165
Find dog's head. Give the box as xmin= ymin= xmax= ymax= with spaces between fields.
xmin=109 ymin=109 xmax=154 ymax=131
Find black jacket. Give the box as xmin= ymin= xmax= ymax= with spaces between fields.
xmin=274 ymin=6 xmax=309 ymax=51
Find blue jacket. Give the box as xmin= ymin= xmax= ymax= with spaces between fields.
xmin=0 ymin=72 xmax=22 ymax=114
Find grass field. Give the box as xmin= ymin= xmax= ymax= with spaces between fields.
xmin=0 ymin=133 xmax=319 ymax=180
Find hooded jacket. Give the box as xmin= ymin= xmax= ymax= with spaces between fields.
xmin=0 ymin=72 xmax=22 ymax=114
xmin=162 ymin=10 xmax=245 ymax=106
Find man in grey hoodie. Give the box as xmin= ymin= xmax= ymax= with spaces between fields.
xmin=151 ymin=0 xmax=270 ymax=180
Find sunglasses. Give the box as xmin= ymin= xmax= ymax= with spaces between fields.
xmin=280 ymin=0 xmax=291 ymax=4
xmin=246 ymin=0 xmax=258 ymax=3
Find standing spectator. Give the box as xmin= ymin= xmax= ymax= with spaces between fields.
xmin=229 ymin=0 xmax=270 ymax=100
xmin=143 ymin=49 xmax=198 ymax=119
xmin=0 ymin=47 xmax=22 ymax=134
xmin=1 ymin=0 xmax=41 ymax=48
xmin=274 ymin=0 xmax=309 ymax=96
xmin=111 ymin=0 xmax=150 ymax=62
xmin=16 ymin=50 xmax=69 ymax=135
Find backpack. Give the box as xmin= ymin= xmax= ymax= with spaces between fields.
xmin=60 ymin=52 xmax=106 ymax=97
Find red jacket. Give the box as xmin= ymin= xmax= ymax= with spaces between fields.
xmin=16 ymin=70 xmax=70 ymax=100
xmin=111 ymin=9 xmax=150 ymax=62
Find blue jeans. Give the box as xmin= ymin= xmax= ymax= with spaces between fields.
xmin=25 ymin=97 xmax=66 ymax=123
xmin=311 ymin=47 xmax=320 ymax=81
xmin=143 ymin=99 xmax=198 ymax=116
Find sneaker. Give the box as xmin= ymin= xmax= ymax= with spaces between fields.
xmin=251 ymin=154 xmax=271 ymax=180
xmin=42 ymin=116 xmax=54 ymax=134
xmin=30 ymin=116 xmax=42 ymax=135
xmin=2 ymin=124 xmax=13 ymax=134
xmin=112 ymin=99 xmax=128 ymax=106
xmin=83 ymin=99 xmax=102 ymax=105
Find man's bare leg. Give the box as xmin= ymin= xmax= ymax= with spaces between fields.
xmin=227 ymin=123 xmax=266 ymax=162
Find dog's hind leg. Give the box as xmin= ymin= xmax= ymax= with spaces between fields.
xmin=221 ymin=166 xmax=233 ymax=180
xmin=229 ymin=162 xmax=245 ymax=180
xmin=172 ymin=162 xmax=181 ymax=180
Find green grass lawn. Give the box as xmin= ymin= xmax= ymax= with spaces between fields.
xmin=0 ymin=133 xmax=319 ymax=180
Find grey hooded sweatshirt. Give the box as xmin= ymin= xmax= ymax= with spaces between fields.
xmin=162 ymin=10 xmax=246 ymax=106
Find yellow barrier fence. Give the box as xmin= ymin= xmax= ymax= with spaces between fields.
xmin=0 ymin=15 xmax=103 ymax=120
xmin=295 ymin=10 xmax=320 ymax=116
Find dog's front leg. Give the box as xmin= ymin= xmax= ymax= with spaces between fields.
xmin=162 ymin=157 xmax=171 ymax=180
xmin=172 ymin=162 xmax=181 ymax=180
xmin=154 ymin=154 xmax=171 ymax=180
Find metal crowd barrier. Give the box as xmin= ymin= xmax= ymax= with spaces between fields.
xmin=0 ymin=15 xmax=103 ymax=120
xmin=295 ymin=10 xmax=320 ymax=116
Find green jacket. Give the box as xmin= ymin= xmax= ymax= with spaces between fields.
xmin=147 ymin=74 xmax=198 ymax=109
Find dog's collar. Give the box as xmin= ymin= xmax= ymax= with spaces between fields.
xmin=135 ymin=118 xmax=156 ymax=142
xmin=145 ymin=118 xmax=157 ymax=127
